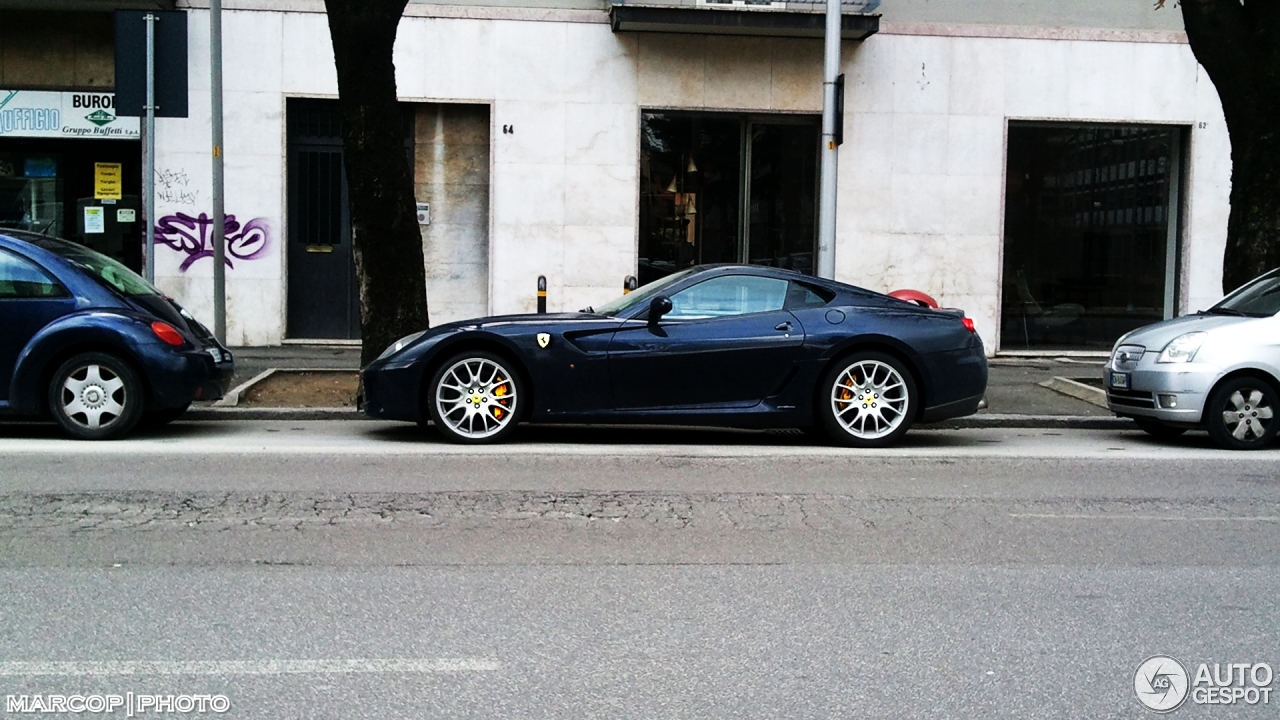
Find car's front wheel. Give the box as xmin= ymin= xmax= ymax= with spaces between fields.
xmin=1205 ymin=376 xmax=1278 ymax=450
xmin=47 ymin=352 xmax=144 ymax=440
xmin=818 ymin=351 xmax=916 ymax=448
xmin=426 ymin=352 xmax=522 ymax=443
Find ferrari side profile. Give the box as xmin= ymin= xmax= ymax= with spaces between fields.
xmin=361 ymin=265 xmax=988 ymax=447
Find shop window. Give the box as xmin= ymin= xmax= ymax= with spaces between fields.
xmin=639 ymin=112 xmax=818 ymax=285
xmin=1001 ymin=123 xmax=1182 ymax=350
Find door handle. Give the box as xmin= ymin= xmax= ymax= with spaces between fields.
xmin=774 ymin=322 xmax=792 ymax=332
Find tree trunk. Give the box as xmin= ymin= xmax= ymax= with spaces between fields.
xmin=1178 ymin=0 xmax=1280 ymax=292
xmin=324 ymin=0 xmax=428 ymax=366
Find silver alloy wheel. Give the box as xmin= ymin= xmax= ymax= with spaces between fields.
xmin=830 ymin=359 xmax=910 ymax=440
xmin=1221 ymin=388 xmax=1274 ymax=442
xmin=434 ymin=357 xmax=519 ymax=439
xmin=60 ymin=363 xmax=127 ymax=430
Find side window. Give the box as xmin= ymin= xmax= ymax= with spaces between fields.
xmin=0 ymin=249 xmax=66 ymax=299
xmin=667 ymin=275 xmax=789 ymax=319
xmin=784 ymin=281 xmax=834 ymax=310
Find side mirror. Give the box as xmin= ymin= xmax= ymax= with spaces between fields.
xmin=648 ymin=296 xmax=673 ymax=325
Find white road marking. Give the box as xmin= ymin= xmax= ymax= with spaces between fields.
xmin=0 ymin=659 xmax=500 ymax=676
xmin=1010 ymin=513 xmax=1280 ymax=522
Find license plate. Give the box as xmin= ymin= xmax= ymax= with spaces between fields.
xmin=1109 ymin=372 xmax=1129 ymax=390
xmin=207 ymin=348 xmax=227 ymax=364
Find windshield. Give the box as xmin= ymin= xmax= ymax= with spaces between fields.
xmin=29 ymin=236 xmax=160 ymax=297
xmin=1212 ymin=269 xmax=1280 ymax=317
xmin=591 ymin=268 xmax=698 ymax=317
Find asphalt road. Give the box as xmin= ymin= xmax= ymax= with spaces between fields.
xmin=1 ymin=420 xmax=1278 ymax=718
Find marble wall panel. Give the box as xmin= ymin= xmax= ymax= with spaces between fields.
xmin=565 ymin=103 xmax=637 ymax=167
xmin=948 ymin=38 xmax=1005 ymax=117
xmin=704 ymin=36 xmax=773 ymax=110
xmin=496 ymin=21 xmax=568 ymax=102
xmin=563 ymin=165 xmax=637 ymax=228
xmin=770 ymin=38 xmax=824 ymax=111
xmin=493 ymin=101 xmax=566 ymax=165
xmin=281 ymin=12 xmax=337 ymax=95
xmin=890 ymin=35 xmax=952 ymax=115
xmin=563 ymin=25 xmax=639 ymax=105
xmin=637 ymin=34 xmax=706 ymax=108
xmin=1065 ymin=40 xmax=1135 ymax=121
xmin=223 ymin=11 xmax=283 ymax=94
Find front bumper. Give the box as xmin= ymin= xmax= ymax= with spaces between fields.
xmin=1103 ymin=359 xmax=1219 ymax=424
xmin=360 ymin=361 xmax=422 ymax=422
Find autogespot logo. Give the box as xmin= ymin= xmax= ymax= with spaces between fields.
xmin=1136 ymin=655 xmax=1190 ymax=713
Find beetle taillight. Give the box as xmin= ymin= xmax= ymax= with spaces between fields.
xmin=962 ymin=317 xmax=976 ymax=333
xmin=151 ymin=321 xmax=185 ymax=346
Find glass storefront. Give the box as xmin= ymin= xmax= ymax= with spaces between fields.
xmin=1001 ymin=123 xmax=1183 ymax=350
xmin=0 ymin=138 xmax=142 ymax=270
xmin=638 ymin=112 xmax=819 ymax=285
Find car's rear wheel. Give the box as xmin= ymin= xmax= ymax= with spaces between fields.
xmin=47 ymin=352 xmax=144 ymax=440
xmin=818 ymin=351 xmax=916 ymax=448
xmin=1205 ymin=376 xmax=1278 ymax=450
xmin=426 ymin=352 xmax=522 ymax=444
xmin=1133 ymin=416 xmax=1188 ymax=439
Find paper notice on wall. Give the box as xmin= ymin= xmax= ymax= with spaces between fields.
xmin=94 ymin=162 xmax=123 ymax=200
xmin=117 ymin=208 xmax=136 ymax=223
xmin=84 ymin=206 xmax=105 ymax=234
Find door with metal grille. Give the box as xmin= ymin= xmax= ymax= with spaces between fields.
xmin=286 ymin=99 xmax=360 ymax=340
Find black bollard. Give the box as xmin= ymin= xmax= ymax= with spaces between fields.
xmin=537 ymin=275 xmax=547 ymax=314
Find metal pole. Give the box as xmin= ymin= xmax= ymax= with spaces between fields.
xmin=211 ymin=0 xmax=226 ymax=343
xmin=537 ymin=276 xmax=547 ymax=314
xmin=816 ymin=0 xmax=841 ymax=279
xmin=143 ymin=13 xmax=157 ymax=283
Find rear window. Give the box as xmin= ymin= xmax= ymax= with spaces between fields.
xmin=27 ymin=236 xmax=160 ymax=297
xmin=784 ymin=281 xmax=834 ymax=310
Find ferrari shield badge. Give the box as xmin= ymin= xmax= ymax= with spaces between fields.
xmin=536 ymin=333 xmax=551 ymax=349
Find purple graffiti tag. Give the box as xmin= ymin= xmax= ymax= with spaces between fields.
xmin=153 ymin=212 xmax=271 ymax=272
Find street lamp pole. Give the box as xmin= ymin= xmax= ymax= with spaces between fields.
xmin=211 ymin=0 xmax=226 ymax=343
xmin=816 ymin=0 xmax=841 ymax=280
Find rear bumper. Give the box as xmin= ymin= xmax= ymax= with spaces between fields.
xmin=150 ymin=346 xmax=234 ymax=409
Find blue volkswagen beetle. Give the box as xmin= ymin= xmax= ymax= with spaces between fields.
xmin=0 ymin=230 xmax=233 ymax=439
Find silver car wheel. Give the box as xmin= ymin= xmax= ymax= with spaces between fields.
xmin=830 ymin=359 xmax=910 ymax=440
xmin=61 ymin=363 xmax=128 ymax=430
xmin=434 ymin=357 xmax=518 ymax=440
xmin=1222 ymin=388 xmax=1274 ymax=442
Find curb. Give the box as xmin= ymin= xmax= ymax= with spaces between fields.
xmin=183 ymin=407 xmax=1131 ymax=429
xmin=185 ymin=407 xmax=365 ymax=421
xmin=1038 ymin=376 xmax=1109 ymax=409
xmin=933 ymin=413 xmax=1131 ymax=429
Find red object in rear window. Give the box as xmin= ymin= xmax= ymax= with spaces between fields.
xmin=151 ymin=321 xmax=185 ymax=346
xmin=962 ymin=317 xmax=976 ymax=333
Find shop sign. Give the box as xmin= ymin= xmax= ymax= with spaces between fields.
xmin=0 ymin=90 xmax=140 ymax=140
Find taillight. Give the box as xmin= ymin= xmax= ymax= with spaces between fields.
xmin=151 ymin=321 xmax=185 ymax=346
xmin=962 ymin=317 xmax=976 ymax=333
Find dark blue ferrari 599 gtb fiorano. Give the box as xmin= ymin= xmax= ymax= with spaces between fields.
xmin=0 ymin=230 xmax=233 ymax=440
xmin=362 ymin=265 xmax=987 ymax=447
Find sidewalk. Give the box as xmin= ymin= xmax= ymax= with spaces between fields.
xmin=190 ymin=345 xmax=1123 ymax=428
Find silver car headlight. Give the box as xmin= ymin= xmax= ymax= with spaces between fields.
xmin=1157 ymin=331 xmax=1207 ymax=363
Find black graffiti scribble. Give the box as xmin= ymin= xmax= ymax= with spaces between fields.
xmin=153 ymin=212 xmax=270 ymax=272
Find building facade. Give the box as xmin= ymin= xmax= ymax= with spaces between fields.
xmin=0 ymin=0 xmax=1231 ymax=355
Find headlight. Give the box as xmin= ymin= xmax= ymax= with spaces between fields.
xmin=1157 ymin=332 xmax=1206 ymax=363
xmin=376 ymin=331 xmax=426 ymax=361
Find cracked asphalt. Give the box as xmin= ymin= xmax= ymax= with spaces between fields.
xmin=1 ymin=420 xmax=1279 ymax=718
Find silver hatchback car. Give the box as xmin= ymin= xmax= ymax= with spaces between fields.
xmin=1104 ymin=268 xmax=1280 ymax=450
